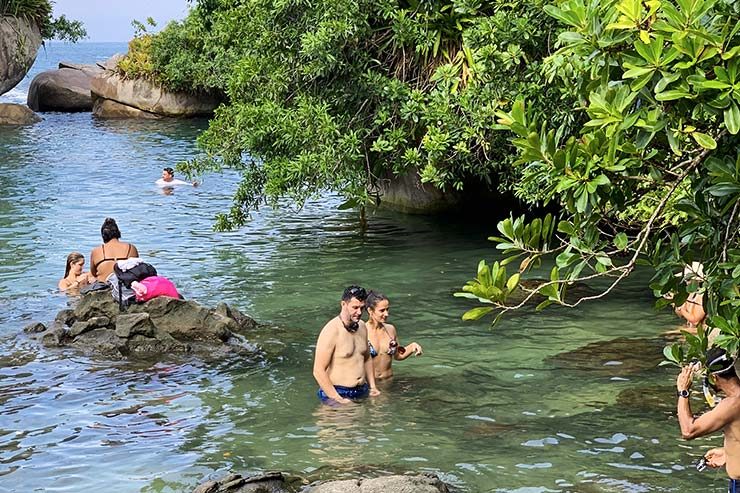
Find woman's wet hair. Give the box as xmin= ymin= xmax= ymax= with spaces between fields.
xmin=101 ymin=217 xmax=121 ymax=243
xmin=64 ymin=252 xmax=84 ymax=278
xmin=366 ymin=290 xmax=388 ymax=310
xmin=342 ymin=285 xmax=367 ymax=302
xmin=163 ymin=167 xmax=174 ymax=176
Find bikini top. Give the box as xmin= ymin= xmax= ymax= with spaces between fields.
xmin=94 ymin=243 xmax=132 ymax=269
xmin=368 ymin=338 xmax=398 ymax=358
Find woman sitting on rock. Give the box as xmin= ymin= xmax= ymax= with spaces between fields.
xmin=58 ymin=252 xmax=94 ymax=291
xmin=366 ymin=291 xmax=423 ymax=380
xmin=90 ymin=217 xmax=140 ymax=282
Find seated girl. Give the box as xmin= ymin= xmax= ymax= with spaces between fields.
xmin=58 ymin=252 xmax=95 ymax=291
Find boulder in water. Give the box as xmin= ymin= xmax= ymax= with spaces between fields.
xmin=193 ymin=472 xmax=292 ymax=493
xmin=28 ymin=289 xmax=260 ymax=359
xmin=27 ymin=63 xmax=104 ymax=112
xmin=0 ymin=103 xmax=41 ymax=125
xmin=91 ymin=72 xmax=220 ymax=118
xmin=0 ymin=16 xmax=42 ymax=96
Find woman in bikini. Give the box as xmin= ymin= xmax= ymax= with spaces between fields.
xmin=365 ymin=291 xmax=423 ymax=380
xmin=58 ymin=252 xmax=95 ymax=291
xmin=89 ymin=218 xmax=140 ymax=282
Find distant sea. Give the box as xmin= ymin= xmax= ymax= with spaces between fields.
xmin=0 ymin=41 xmax=128 ymax=104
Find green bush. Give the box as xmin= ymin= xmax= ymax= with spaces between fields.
xmin=1 ymin=0 xmax=86 ymax=41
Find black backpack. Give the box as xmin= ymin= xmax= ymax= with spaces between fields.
xmin=114 ymin=262 xmax=157 ymax=289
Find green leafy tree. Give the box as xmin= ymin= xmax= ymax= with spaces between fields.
xmin=1 ymin=0 xmax=86 ymax=41
xmin=458 ymin=0 xmax=740 ymax=356
xmin=137 ymin=0 xmax=563 ymax=229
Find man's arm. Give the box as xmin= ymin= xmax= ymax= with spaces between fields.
xmin=677 ymin=365 xmax=735 ymax=439
xmin=312 ymin=325 xmax=350 ymax=404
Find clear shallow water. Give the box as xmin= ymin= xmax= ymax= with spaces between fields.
xmin=0 ymin=43 xmax=729 ymax=492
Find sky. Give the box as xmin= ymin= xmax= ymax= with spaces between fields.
xmin=52 ymin=0 xmax=191 ymax=42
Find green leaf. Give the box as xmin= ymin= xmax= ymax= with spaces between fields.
xmin=724 ymin=101 xmax=740 ymax=134
xmin=692 ymin=132 xmax=717 ymax=149
xmin=614 ymin=232 xmax=628 ymax=250
xmin=655 ymin=90 xmax=693 ymax=101
xmin=462 ymin=307 xmax=494 ymax=321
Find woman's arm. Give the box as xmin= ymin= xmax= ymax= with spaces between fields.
xmin=388 ymin=325 xmax=423 ymax=361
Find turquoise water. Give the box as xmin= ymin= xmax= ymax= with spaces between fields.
xmin=0 ymin=43 xmax=729 ymax=492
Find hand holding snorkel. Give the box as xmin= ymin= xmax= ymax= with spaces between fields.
xmin=676 ymin=361 xmax=701 ymax=394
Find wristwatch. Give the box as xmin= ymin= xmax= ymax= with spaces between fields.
xmin=677 ymin=389 xmax=690 ymax=398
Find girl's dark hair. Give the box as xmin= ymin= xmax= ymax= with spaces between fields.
xmin=366 ymin=290 xmax=388 ymax=310
xmin=101 ymin=217 xmax=121 ymax=243
xmin=64 ymin=252 xmax=84 ymax=278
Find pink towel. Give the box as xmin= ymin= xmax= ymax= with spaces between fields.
xmin=131 ymin=276 xmax=180 ymax=302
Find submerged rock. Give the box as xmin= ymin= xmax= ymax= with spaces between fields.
xmin=546 ymin=336 xmax=666 ymax=377
xmin=193 ymin=472 xmax=293 ymax=493
xmin=308 ymin=473 xmax=450 ymax=493
xmin=28 ymin=290 xmax=260 ymax=359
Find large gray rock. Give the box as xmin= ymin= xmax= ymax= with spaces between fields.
xmin=0 ymin=103 xmax=41 ymax=125
xmin=27 ymin=63 xmax=103 ymax=112
xmin=378 ymin=171 xmax=462 ymax=214
xmin=30 ymin=289 xmax=260 ymax=359
xmin=308 ymin=474 xmax=450 ymax=493
xmin=91 ymin=72 xmax=220 ymax=118
xmin=0 ymin=16 xmax=42 ymax=96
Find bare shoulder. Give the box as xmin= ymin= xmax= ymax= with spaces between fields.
xmin=319 ymin=317 xmax=340 ymax=337
xmin=386 ymin=323 xmax=398 ymax=337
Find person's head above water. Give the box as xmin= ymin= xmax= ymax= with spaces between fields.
xmin=101 ymin=217 xmax=122 ymax=243
xmin=162 ymin=167 xmax=175 ymax=182
xmin=366 ymin=290 xmax=388 ymax=310
xmin=342 ymin=285 xmax=367 ymax=303
xmin=64 ymin=251 xmax=85 ymax=278
xmin=366 ymin=290 xmax=390 ymax=325
xmin=340 ymin=285 xmax=366 ymax=332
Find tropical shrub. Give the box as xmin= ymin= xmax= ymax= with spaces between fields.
xmin=458 ymin=0 xmax=740 ymax=356
xmin=139 ymin=0 xmax=565 ymax=229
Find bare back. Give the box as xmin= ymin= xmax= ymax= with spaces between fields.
xmin=90 ymin=239 xmax=139 ymax=281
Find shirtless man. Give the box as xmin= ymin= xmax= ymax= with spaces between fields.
xmin=313 ymin=285 xmax=380 ymax=404
xmin=676 ymin=347 xmax=740 ymax=490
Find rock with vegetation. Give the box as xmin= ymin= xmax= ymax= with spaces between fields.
xmin=91 ymin=71 xmax=220 ymax=118
xmin=0 ymin=15 xmax=42 ymax=96
xmin=1 ymin=1 xmax=86 ymax=96
xmin=0 ymin=102 xmax=41 ymax=125
xmin=28 ymin=289 xmax=260 ymax=359
xmin=27 ymin=63 xmax=103 ymax=112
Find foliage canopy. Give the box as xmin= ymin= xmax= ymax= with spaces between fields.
xmin=138 ymin=0 xmax=565 ymax=229
xmin=457 ymin=0 xmax=740 ymax=358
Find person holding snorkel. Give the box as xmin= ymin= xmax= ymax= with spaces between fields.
xmin=676 ymin=347 xmax=740 ymax=491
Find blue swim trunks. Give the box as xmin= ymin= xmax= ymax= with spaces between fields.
xmin=317 ymin=383 xmax=369 ymax=402
xmin=730 ymin=479 xmax=739 ymax=493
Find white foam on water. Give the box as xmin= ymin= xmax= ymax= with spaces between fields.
xmin=0 ymin=87 xmax=28 ymax=104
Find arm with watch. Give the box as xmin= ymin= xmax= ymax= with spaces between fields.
xmin=676 ymin=364 xmax=735 ymax=440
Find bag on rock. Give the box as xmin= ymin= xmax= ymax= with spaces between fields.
xmin=131 ymin=276 xmax=180 ymax=302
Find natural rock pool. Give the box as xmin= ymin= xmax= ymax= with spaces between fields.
xmin=0 ymin=43 xmax=725 ymax=492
